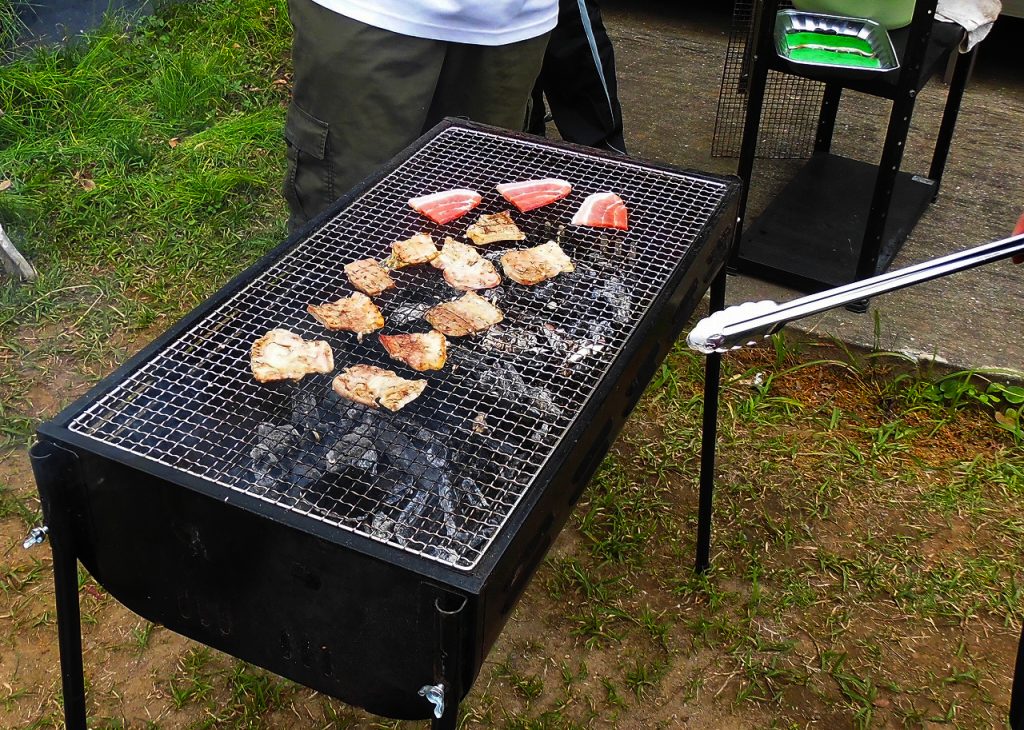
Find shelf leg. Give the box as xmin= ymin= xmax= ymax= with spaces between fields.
xmin=928 ymin=46 xmax=975 ymax=190
xmin=855 ymin=92 xmax=918 ymax=280
xmin=814 ymin=83 xmax=842 ymax=155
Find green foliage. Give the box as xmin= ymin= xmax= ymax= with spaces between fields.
xmin=918 ymin=371 xmax=1024 ymax=440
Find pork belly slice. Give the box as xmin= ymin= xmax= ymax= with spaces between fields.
xmin=332 ymin=364 xmax=427 ymax=411
xmin=388 ymin=232 xmax=439 ymax=269
xmin=570 ymin=192 xmax=628 ymax=230
xmin=408 ymin=188 xmax=482 ymax=225
xmin=430 ymin=237 xmax=501 ymax=291
xmin=379 ymin=330 xmax=447 ymax=371
xmin=500 ymin=240 xmax=575 ymax=286
xmin=306 ymin=292 xmax=384 ymax=339
xmin=252 ymin=329 xmax=334 ymax=383
xmin=344 ymin=258 xmax=396 ymax=297
xmin=424 ymin=291 xmax=504 ymax=337
xmin=465 ymin=210 xmax=526 ymax=246
xmin=496 ymin=178 xmax=573 ymax=212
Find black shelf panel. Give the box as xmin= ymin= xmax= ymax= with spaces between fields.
xmin=735 ymin=153 xmax=937 ymax=291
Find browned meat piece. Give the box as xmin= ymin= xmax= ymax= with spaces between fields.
xmin=251 ymin=329 xmax=334 ymax=383
xmin=379 ymin=330 xmax=447 ymax=371
xmin=465 ymin=210 xmax=526 ymax=246
xmin=424 ymin=292 xmax=504 ymax=337
xmin=430 ymin=237 xmax=501 ymax=291
xmin=500 ymin=241 xmax=575 ymax=286
xmin=388 ymin=232 xmax=439 ymax=269
xmin=344 ymin=258 xmax=396 ymax=297
xmin=332 ymin=365 xmax=427 ymax=411
xmin=306 ymin=292 xmax=384 ymax=339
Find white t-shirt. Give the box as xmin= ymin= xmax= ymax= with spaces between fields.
xmin=309 ymin=0 xmax=559 ymax=45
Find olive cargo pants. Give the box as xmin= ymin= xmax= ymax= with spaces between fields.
xmin=284 ymin=0 xmax=551 ymax=231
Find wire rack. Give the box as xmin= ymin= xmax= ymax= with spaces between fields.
xmin=712 ymin=0 xmax=825 ymax=159
xmin=68 ymin=124 xmax=731 ymax=570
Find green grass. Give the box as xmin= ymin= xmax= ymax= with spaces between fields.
xmin=0 ymin=0 xmax=292 ymax=446
xmin=0 ymin=3 xmax=1021 ymax=729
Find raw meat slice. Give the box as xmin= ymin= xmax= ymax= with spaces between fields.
xmin=388 ymin=232 xmax=439 ymax=268
xmin=570 ymin=192 xmax=628 ymax=230
xmin=332 ymin=365 xmax=427 ymax=411
xmin=252 ymin=329 xmax=334 ymax=383
xmin=465 ymin=211 xmax=526 ymax=246
xmin=379 ymin=330 xmax=447 ymax=371
xmin=496 ymin=178 xmax=573 ymax=212
xmin=408 ymin=188 xmax=482 ymax=225
xmin=431 ymin=237 xmax=501 ymax=291
xmin=345 ymin=258 xmax=396 ymax=297
xmin=424 ymin=292 xmax=504 ymax=337
xmin=500 ymin=241 xmax=575 ymax=286
xmin=306 ymin=292 xmax=384 ymax=339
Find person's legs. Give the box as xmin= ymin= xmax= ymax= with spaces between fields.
xmin=425 ymin=33 xmax=551 ymax=134
xmin=536 ymin=0 xmax=625 ymax=153
xmin=284 ymin=0 xmax=445 ymax=230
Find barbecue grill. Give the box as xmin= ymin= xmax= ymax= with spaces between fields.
xmin=30 ymin=119 xmax=741 ymax=728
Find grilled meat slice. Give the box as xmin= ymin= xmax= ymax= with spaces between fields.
xmin=379 ymin=330 xmax=447 ymax=371
xmin=345 ymin=258 xmax=396 ymax=297
xmin=500 ymin=240 xmax=575 ymax=286
xmin=388 ymin=232 xmax=439 ymax=268
xmin=332 ymin=365 xmax=427 ymax=411
xmin=306 ymin=292 xmax=384 ymax=339
xmin=431 ymin=237 xmax=501 ymax=291
xmin=408 ymin=188 xmax=482 ymax=225
xmin=465 ymin=210 xmax=526 ymax=246
xmin=424 ymin=292 xmax=504 ymax=337
xmin=252 ymin=329 xmax=334 ymax=383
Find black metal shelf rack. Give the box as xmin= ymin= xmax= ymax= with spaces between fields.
xmin=731 ymin=0 xmax=974 ymax=295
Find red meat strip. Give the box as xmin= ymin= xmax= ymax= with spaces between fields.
xmin=570 ymin=192 xmax=629 ymax=231
xmin=496 ymin=178 xmax=573 ymax=213
xmin=408 ymin=188 xmax=482 ymax=225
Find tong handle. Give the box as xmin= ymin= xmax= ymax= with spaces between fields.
xmin=688 ymin=232 xmax=1024 ymax=354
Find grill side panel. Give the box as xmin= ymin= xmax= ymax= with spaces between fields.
xmin=44 ymin=443 xmax=478 ymax=721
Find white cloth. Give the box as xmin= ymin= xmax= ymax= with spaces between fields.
xmin=936 ymin=0 xmax=1002 ymax=51
xmin=308 ymin=0 xmax=559 ymax=45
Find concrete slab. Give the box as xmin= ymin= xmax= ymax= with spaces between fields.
xmin=598 ymin=1 xmax=1024 ymax=376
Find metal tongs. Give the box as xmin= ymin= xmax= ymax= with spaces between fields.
xmin=688 ymin=232 xmax=1024 ymax=353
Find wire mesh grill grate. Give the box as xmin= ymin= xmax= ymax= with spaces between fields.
xmin=68 ymin=125 xmax=730 ymax=570
xmin=712 ymin=0 xmax=825 ymax=159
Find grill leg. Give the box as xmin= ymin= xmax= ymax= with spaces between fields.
xmin=1011 ymin=622 xmax=1024 ymax=729
xmin=695 ymin=271 xmax=726 ymax=573
xmin=31 ymin=441 xmax=88 ymax=730
xmin=430 ymin=592 xmax=467 ymax=730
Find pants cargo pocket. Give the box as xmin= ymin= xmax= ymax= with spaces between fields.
xmin=283 ymin=102 xmax=333 ymax=229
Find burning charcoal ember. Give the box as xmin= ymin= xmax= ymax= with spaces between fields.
xmin=251 ymin=423 xmax=300 ymax=490
xmin=458 ymin=477 xmax=488 ymax=508
xmin=480 ymin=324 xmax=540 ymax=354
xmin=388 ymin=301 xmax=433 ymax=325
xmin=592 ymin=276 xmax=633 ymax=324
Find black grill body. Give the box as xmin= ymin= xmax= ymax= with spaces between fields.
xmin=31 ymin=120 xmax=739 ymax=725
